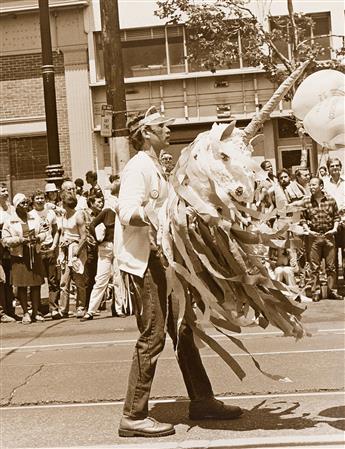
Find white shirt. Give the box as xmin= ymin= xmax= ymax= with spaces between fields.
xmin=324 ymin=176 xmax=345 ymax=210
xmin=0 ymin=203 xmax=15 ymax=227
xmin=76 ymin=195 xmax=88 ymax=211
xmin=115 ymin=151 xmax=168 ymax=277
xmin=29 ymin=208 xmax=57 ymax=245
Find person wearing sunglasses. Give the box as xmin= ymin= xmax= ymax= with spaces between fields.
xmin=2 ymin=193 xmax=47 ymax=324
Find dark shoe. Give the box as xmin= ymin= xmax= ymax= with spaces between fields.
xmin=328 ymin=292 xmax=344 ymax=300
xmin=51 ymin=311 xmax=62 ymax=320
xmin=118 ymin=416 xmax=175 ymax=438
xmin=189 ymin=398 xmax=243 ymax=420
xmin=80 ymin=313 xmax=93 ymax=322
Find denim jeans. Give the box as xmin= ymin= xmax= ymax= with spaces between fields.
xmin=123 ymin=251 xmax=213 ymax=419
xmin=41 ymin=247 xmax=60 ymax=312
xmin=307 ymin=234 xmax=336 ymax=294
xmin=60 ymin=265 xmax=87 ymax=313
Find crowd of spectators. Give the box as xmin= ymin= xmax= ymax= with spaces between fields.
xmin=255 ymin=157 xmax=344 ymax=302
xmin=0 ymin=171 xmax=127 ymax=324
xmin=0 ymin=155 xmax=344 ymax=324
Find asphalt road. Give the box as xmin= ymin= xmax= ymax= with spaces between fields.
xmin=1 ymin=300 xmax=344 ymax=449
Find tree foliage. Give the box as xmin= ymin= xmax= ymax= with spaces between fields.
xmin=155 ymin=0 xmax=344 ymax=85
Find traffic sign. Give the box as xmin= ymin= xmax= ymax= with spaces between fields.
xmin=101 ymin=104 xmax=113 ymax=137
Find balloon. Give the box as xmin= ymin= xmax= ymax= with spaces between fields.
xmin=292 ymin=69 xmax=344 ymax=120
xmin=292 ymin=69 xmax=345 ymax=149
xmin=303 ymin=96 xmax=344 ymax=150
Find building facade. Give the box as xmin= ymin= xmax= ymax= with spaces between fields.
xmin=0 ymin=0 xmax=94 ymax=195
xmin=1 ymin=0 xmax=344 ymax=195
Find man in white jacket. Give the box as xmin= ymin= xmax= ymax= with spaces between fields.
xmin=116 ymin=107 xmax=242 ymax=438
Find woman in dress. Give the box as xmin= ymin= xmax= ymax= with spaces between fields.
xmin=2 ymin=193 xmax=46 ymax=324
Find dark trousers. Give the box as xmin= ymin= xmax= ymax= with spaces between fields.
xmin=41 ymin=248 xmax=60 ymax=312
xmin=123 ymin=251 xmax=213 ymax=420
xmin=307 ymin=234 xmax=336 ymax=294
xmin=85 ymin=255 xmax=98 ymax=310
xmin=335 ymin=224 xmax=345 ymax=279
xmin=2 ymin=257 xmax=15 ymax=316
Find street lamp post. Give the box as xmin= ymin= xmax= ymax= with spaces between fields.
xmin=38 ymin=0 xmax=64 ymax=185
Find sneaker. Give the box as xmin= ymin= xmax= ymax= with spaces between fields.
xmin=33 ymin=314 xmax=45 ymax=322
xmin=118 ymin=416 xmax=175 ymax=438
xmin=75 ymin=307 xmax=85 ymax=318
xmin=51 ymin=311 xmax=62 ymax=320
xmin=1 ymin=314 xmax=16 ymax=323
xmin=22 ymin=313 xmax=32 ymax=325
xmin=189 ymin=398 xmax=243 ymax=420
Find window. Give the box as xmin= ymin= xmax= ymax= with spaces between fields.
xmin=7 ymin=136 xmax=48 ymax=181
xmin=94 ymin=32 xmax=105 ymax=81
xmin=94 ymin=26 xmax=185 ymax=80
xmin=270 ymin=12 xmax=331 ymax=62
xmin=278 ymin=118 xmax=298 ymax=138
xmin=122 ymin=39 xmax=167 ymax=78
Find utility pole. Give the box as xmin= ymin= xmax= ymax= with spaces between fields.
xmin=100 ymin=0 xmax=130 ymax=174
xmin=38 ymin=0 xmax=64 ymax=185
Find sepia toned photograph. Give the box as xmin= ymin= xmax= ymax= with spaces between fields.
xmin=0 ymin=1 xmax=344 ymax=448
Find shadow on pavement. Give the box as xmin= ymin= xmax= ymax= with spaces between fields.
xmin=150 ymin=399 xmax=345 ymax=432
xmin=318 ymin=406 xmax=345 ymax=431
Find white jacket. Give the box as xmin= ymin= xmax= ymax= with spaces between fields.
xmin=115 ymin=151 xmax=168 ymax=277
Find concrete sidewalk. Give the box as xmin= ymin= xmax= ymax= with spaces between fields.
xmin=1 ymin=392 xmax=344 ymax=448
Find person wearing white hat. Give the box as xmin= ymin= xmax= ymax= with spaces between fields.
xmin=45 ymin=182 xmax=59 ymax=211
xmin=116 ymin=107 xmax=242 ymax=438
xmin=2 ymin=193 xmax=47 ymax=324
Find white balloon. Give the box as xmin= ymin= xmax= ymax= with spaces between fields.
xmin=292 ymin=69 xmax=345 ymax=120
xmin=303 ymin=96 xmax=345 ymax=149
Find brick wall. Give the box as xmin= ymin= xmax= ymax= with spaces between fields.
xmin=0 ymin=51 xmax=72 ymax=192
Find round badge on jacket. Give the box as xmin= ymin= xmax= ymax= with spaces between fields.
xmin=150 ymin=189 xmax=159 ymax=199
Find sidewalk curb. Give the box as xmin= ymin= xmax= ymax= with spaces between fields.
xmin=19 ymin=434 xmax=345 ymax=449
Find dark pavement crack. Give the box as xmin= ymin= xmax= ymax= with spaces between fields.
xmin=1 ymin=364 xmax=45 ymax=406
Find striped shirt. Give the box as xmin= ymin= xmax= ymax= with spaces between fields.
xmin=301 ymin=193 xmax=340 ymax=233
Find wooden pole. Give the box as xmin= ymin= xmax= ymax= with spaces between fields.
xmin=100 ymin=0 xmax=130 ymax=174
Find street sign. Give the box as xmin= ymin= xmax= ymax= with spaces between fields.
xmin=101 ymin=104 xmax=113 ymax=137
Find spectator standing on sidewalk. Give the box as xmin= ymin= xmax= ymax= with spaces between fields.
xmin=292 ymin=167 xmax=311 ymax=196
xmin=0 ymin=241 xmax=15 ymax=323
xmin=2 ymin=193 xmax=46 ymax=324
xmin=81 ymin=183 xmax=123 ymax=321
xmin=283 ymin=168 xmax=308 ymax=204
xmin=115 ymin=106 xmax=242 ymax=439
xmin=86 ymin=171 xmax=103 ymax=198
xmin=318 ymin=165 xmax=328 ymax=179
xmin=301 ymin=177 xmax=343 ymax=301
xmin=58 ymin=191 xmax=88 ymax=318
xmin=324 ymin=157 xmax=345 ymax=280
xmin=74 ymin=178 xmax=88 ymax=211
xmin=0 ymin=184 xmax=18 ymax=321
xmin=84 ymin=194 xmax=104 ymax=309
xmin=29 ymin=190 xmax=61 ymax=319
xmin=45 ymin=183 xmax=60 ymax=211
